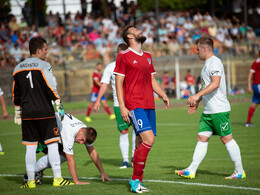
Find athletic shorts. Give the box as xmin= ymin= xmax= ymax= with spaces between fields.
xmin=90 ymin=92 xmax=106 ymax=102
xmin=36 ymin=142 xmax=63 ymax=154
xmin=198 ymin=111 xmax=232 ymax=137
xmin=252 ymin=84 xmax=260 ymax=104
xmin=22 ymin=117 xmax=60 ymax=145
xmin=114 ymin=106 xmax=131 ymax=131
xmin=129 ymin=108 xmax=156 ymax=136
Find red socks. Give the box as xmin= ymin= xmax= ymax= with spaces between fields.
xmin=86 ymin=106 xmax=92 ymax=116
xmin=247 ymin=106 xmax=255 ymax=123
xmin=132 ymin=142 xmax=152 ymax=182
xmin=104 ymin=106 xmax=111 ymax=116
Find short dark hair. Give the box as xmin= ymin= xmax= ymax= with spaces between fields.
xmin=195 ymin=36 xmax=214 ymax=51
xmin=83 ymin=127 xmax=97 ymax=144
xmin=117 ymin=43 xmax=128 ymax=52
xmin=122 ymin=25 xmax=135 ymax=46
xmin=29 ymin=37 xmax=47 ymax=55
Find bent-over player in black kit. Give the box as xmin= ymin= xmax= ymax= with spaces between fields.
xmin=12 ymin=37 xmax=74 ymax=188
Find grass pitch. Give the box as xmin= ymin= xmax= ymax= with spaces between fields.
xmin=0 ymin=101 xmax=259 ymax=195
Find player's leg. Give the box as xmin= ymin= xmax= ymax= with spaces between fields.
xmin=101 ymin=95 xmax=115 ymax=119
xmin=175 ymin=113 xmax=213 ymax=179
xmin=129 ymin=108 xmax=155 ymax=193
xmin=114 ymin=106 xmax=132 ymax=168
xmin=0 ymin=141 xmax=4 ymax=155
xmin=85 ymin=101 xmax=95 ymax=122
xmin=221 ymin=135 xmax=246 ymax=179
xmin=131 ymin=129 xmax=136 ymax=165
xmin=246 ymin=84 xmax=260 ymax=127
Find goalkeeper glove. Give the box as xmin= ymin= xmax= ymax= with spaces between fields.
xmin=55 ymin=99 xmax=64 ymax=121
xmin=14 ymin=106 xmax=22 ymax=125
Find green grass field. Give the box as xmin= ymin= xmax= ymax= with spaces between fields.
xmin=0 ymin=101 xmax=259 ymax=195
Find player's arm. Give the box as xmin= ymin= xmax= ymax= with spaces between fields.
xmin=152 ymin=74 xmax=169 ymax=110
xmin=86 ymin=145 xmax=111 ymax=182
xmin=94 ymin=78 xmax=101 ymax=87
xmin=247 ymin=70 xmax=254 ymax=93
xmin=65 ymin=153 xmax=90 ymax=185
xmin=187 ymin=76 xmax=220 ymax=106
xmin=0 ymin=95 xmax=8 ymax=119
xmin=115 ymin=74 xmax=131 ymax=123
xmin=93 ymin=83 xmax=108 ymax=112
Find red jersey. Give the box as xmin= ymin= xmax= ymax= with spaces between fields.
xmin=185 ymin=75 xmax=195 ymax=85
xmin=251 ymin=58 xmax=260 ymax=84
xmin=91 ymin=70 xmax=101 ymax=93
xmin=114 ymin=48 xmax=156 ymax=111
xmin=161 ymin=75 xmax=170 ymax=85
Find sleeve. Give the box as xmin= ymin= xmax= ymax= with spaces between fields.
xmin=61 ymin=127 xmax=75 ymax=155
xmin=12 ymin=76 xmax=21 ymax=106
xmin=101 ymin=64 xmax=113 ymax=84
xmin=250 ymin=61 xmax=256 ymax=73
xmin=149 ymin=55 xmax=156 ymax=75
xmin=93 ymin=72 xmax=99 ymax=80
xmin=114 ymin=54 xmax=126 ymax=76
xmin=42 ymin=63 xmax=60 ymax=100
xmin=0 ymin=87 xmax=4 ymax=96
xmin=207 ymin=59 xmax=222 ymax=77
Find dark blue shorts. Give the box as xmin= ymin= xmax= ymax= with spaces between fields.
xmin=252 ymin=84 xmax=260 ymax=104
xmin=129 ymin=108 xmax=156 ymax=136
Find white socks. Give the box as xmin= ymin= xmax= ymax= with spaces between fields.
xmin=47 ymin=142 xmax=61 ymax=178
xmin=188 ymin=141 xmax=208 ymax=173
xmin=132 ymin=131 xmax=136 ymax=158
xmin=0 ymin=142 xmax=3 ymax=151
xmin=120 ymin=133 xmax=129 ymax=162
xmin=35 ymin=154 xmax=67 ymax=172
xmin=25 ymin=145 xmax=37 ymax=180
xmin=225 ymin=139 xmax=244 ymax=173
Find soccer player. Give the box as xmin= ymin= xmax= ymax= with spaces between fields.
xmin=27 ymin=113 xmax=111 ymax=184
xmin=12 ymin=37 xmax=72 ymax=188
xmin=114 ymin=25 xmax=169 ymax=193
xmin=0 ymin=87 xmax=8 ymax=155
xmin=85 ymin=62 xmax=115 ymax=122
xmin=93 ymin=43 xmax=136 ymax=169
xmin=245 ymin=51 xmax=260 ymax=127
xmin=174 ymin=36 xmax=246 ymax=180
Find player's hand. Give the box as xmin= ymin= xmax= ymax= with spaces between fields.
xmin=3 ymin=111 xmax=8 ymax=119
xmin=75 ymin=181 xmax=90 ymax=185
xmin=162 ymin=95 xmax=170 ymax=110
xmin=187 ymin=94 xmax=200 ymax=107
xmin=14 ymin=106 xmax=22 ymax=125
xmin=188 ymin=103 xmax=199 ymax=115
xmin=120 ymin=106 xmax=131 ymax=124
xmin=101 ymin=173 xmax=112 ymax=182
xmin=93 ymin=101 xmax=100 ymax=112
xmin=247 ymin=86 xmax=252 ymax=94
xmin=55 ymin=99 xmax=65 ymax=121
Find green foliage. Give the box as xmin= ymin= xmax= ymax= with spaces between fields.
xmin=137 ymin=0 xmax=207 ymax=12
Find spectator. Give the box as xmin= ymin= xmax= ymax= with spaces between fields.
xmin=22 ymin=2 xmax=32 ymax=26
xmin=185 ymin=69 xmax=196 ymax=95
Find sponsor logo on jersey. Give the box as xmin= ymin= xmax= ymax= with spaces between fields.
xmin=220 ymin=122 xmax=229 ymax=131
xmin=147 ymin=58 xmax=151 ymax=64
xmin=53 ymin=127 xmax=60 ymax=135
xmin=133 ymin=60 xmax=138 ymax=64
xmin=211 ymin=70 xmax=220 ymax=76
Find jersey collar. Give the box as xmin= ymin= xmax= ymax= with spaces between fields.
xmin=129 ymin=47 xmax=143 ymax=56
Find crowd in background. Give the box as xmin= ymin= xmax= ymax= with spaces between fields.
xmin=1 ymin=0 xmax=260 ymax=71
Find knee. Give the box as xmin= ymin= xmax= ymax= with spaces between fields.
xmin=121 ymin=129 xmax=129 ymax=134
xmin=196 ymin=135 xmax=209 ymax=142
xmin=144 ymin=136 xmax=155 ymax=146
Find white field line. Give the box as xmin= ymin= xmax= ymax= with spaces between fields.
xmin=0 ymin=174 xmax=259 ymax=192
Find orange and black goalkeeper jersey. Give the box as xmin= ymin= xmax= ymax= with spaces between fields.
xmin=12 ymin=57 xmax=60 ymax=119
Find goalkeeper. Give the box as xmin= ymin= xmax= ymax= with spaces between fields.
xmin=25 ymin=113 xmax=111 ymax=185
xmin=12 ymin=37 xmax=71 ymax=188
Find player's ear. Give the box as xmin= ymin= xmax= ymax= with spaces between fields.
xmin=127 ymin=33 xmax=133 ymax=39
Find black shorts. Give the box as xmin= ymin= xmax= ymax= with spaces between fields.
xmin=22 ymin=117 xmax=60 ymax=145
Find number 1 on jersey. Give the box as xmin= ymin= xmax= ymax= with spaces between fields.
xmin=26 ymin=71 xmax=34 ymax=88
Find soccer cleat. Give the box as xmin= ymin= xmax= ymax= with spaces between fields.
xmin=109 ymin=114 xmax=116 ymax=120
xmin=0 ymin=151 xmax=4 ymax=155
xmin=21 ymin=180 xmax=36 ymax=188
xmin=245 ymin=122 xmax=254 ymax=127
xmin=85 ymin=117 xmax=92 ymax=122
xmin=120 ymin=161 xmax=130 ymax=169
xmin=174 ymin=169 xmax=196 ymax=179
xmin=35 ymin=171 xmax=44 ymax=185
xmin=53 ymin=177 xmax=75 ymax=186
xmin=225 ymin=171 xmax=246 ymax=179
xmin=139 ymin=182 xmax=150 ymax=192
xmin=129 ymin=179 xmax=143 ymax=193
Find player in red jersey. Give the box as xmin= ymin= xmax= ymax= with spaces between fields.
xmin=185 ymin=69 xmax=196 ymax=95
xmin=245 ymin=51 xmax=260 ymax=127
xmin=114 ymin=25 xmax=169 ymax=193
xmin=85 ymin=62 xmax=115 ymax=122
